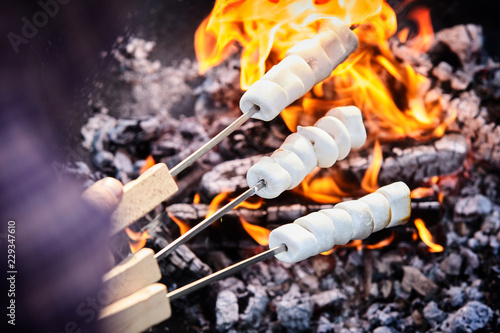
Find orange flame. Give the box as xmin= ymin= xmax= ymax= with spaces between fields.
xmin=166 ymin=210 xmax=191 ymax=236
xmin=239 ymin=215 xmax=270 ymax=246
xmin=406 ymin=7 xmax=434 ymax=52
xmin=125 ymin=228 xmax=151 ymax=253
xmin=414 ymin=218 xmax=443 ymax=253
xmin=361 ymin=139 xmax=382 ymax=193
xmin=196 ymin=1 xmax=451 ymax=204
xmin=195 ymin=0 xmax=385 ymax=89
xmin=365 ymin=231 xmax=394 ymax=249
xmin=193 ymin=193 xmax=201 ymax=204
xmin=140 ymin=155 xmax=156 ymax=175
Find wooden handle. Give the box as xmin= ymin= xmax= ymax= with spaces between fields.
xmin=101 ymin=248 xmax=162 ymax=307
xmin=110 ymin=163 xmax=178 ymax=235
xmin=99 ymin=283 xmax=171 ymax=333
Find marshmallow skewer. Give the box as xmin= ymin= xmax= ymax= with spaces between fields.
xmin=158 ymin=105 xmax=366 ymax=259
xmin=101 ymin=182 xmax=410 ymax=332
xmin=110 ymin=22 xmax=358 ymax=235
xmin=269 ymin=182 xmax=412 ymax=263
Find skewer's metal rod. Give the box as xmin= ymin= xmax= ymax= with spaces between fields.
xmin=169 ymin=106 xmax=260 ymax=177
xmin=154 ymin=180 xmax=266 ymax=261
xmin=167 ymin=244 xmax=286 ymax=301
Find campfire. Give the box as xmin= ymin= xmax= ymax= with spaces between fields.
xmin=69 ymin=0 xmax=500 ymax=331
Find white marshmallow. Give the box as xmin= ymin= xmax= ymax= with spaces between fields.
xmin=278 ymin=55 xmax=316 ymax=92
xmin=326 ymin=106 xmax=367 ymax=149
xmin=286 ymin=38 xmax=334 ymax=83
xmin=269 ymin=223 xmax=320 ymax=263
xmin=315 ymin=116 xmax=351 ymax=160
xmin=334 ymin=200 xmax=374 ymax=240
xmin=297 ymin=126 xmax=339 ymax=168
xmin=359 ymin=192 xmax=392 ymax=232
xmin=317 ymin=18 xmax=359 ymax=65
xmin=271 ymin=149 xmax=307 ymax=189
xmin=280 ymin=133 xmax=317 ymax=173
xmin=247 ymin=156 xmax=292 ymax=199
xmin=294 ymin=212 xmax=335 ymax=253
xmin=261 ymin=64 xmax=305 ymax=106
xmin=240 ymin=80 xmax=289 ymax=121
xmin=376 ymin=182 xmax=411 ymax=228
xmin=319 ymin=208 xmax=353 ymax=245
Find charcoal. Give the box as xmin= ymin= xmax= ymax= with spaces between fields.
xmin=373 ymin=327 xmax=398 ymax=333
xmin=464 ymin=281 xmax=483 ymax=301
xmin=440 ymin=253 xmax=463 ymax=276
xmin=401 ymin=266 xmax=438 ymax=296
xmin=454 ymin=195 xmax=493 ymax=221
xmin=240 ymin=284 xmax=269 ymax=328
xmin=451 ymin=70 xmax=473 ymax=91
xmin=108 ymin=119 xmax=139 ymax=145
xmin=113 ymin=151 xmax=133 ymax=182
xmin=199 ymin=155 xmax=261 ymax=199
xmin=367 ymin=303 xmax=402 ymax=327
xmin=217 ymin=277 xmax=248 ymax=299
xmin=93 ymin=150 xmax=115 ymax=172
xmin=316 ymin=315 xmax=334 ymax=333
xmin=311 ymin=289 xmax=347 ymax=309
xmin=276 ymin=284 xmax=313 ymax=332
xmin=242 ymin=262 xmax=272 ymax=287
xmin=81 ymin=113 xmax=117 ymax=151
xmin=293 ymin=264 xmax=320 ymax=292
xmin=432 ymin=25 xmax=483 ymax=70
xmin=216 ymin=289 xmax=239 ymax=331
xmin=444 ymin=286 xmax=465 ymax=308
xmin=423 ymin=301 xmax=447 ymax=327
xmin=433 ymin=61 xmax=454 ymax=81
xmin=460 ymin=248 xmax=480 ymax=275
xmin=405 ymin=309 xmax=424 ymax=328
xmin=269 ymin=261 xmax=293 ymax=286
xmin=441 ymin=301 xmax=493 ymax=333
xmin=481 ymin=210 xmax=500 ymax=234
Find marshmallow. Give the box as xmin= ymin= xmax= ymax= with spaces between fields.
xmin=240 ymin=80 xmax=289 ymax=121
xmin=278 ymin=55 xmax=317 ymax=92
xmin=315 ymin=116 xmax=351 ymax=160
xmin=269 ymin=223 xmax=320 ymax=263
xmin=326 ymin=106 xmax=367 ymax=149
xmin=294 ymin=212 xmax=335 ymax=252
xmin=247 ymin=156 xmax=292 ymax=199
xmin=280 ymin=133 xmax=317 ymax=173
xmin=359 ymin=192 xmax=392 ymax=232
xmin=334 ymin=200 xmax=373 ymax=240
xmin=271 ymin=149 xmax=307 ymax=189
xmin=376 ymin=182 xmax=411 ymax=228
xmin=297 ymin=126 xmax=339 ymax=168
xmin=317 ymin=18 xmax=359 ymax=65
xmin=262 ymin=64 xmax=306 ymax=106
xmin=286 ymin=38 xmax=335 ymax=83
xmin=319 ymin=208 xmax=353 ymax=246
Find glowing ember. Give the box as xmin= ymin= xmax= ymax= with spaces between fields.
xmin=239 ymin=214 xmax=270 ymax=246
xmin=414 ymin=218 xmax=443 ymax=252
xmin=125 ymin=227 xmax=151 ymax=253
xmin=167 ymin=210 xmax=191 ymax=235
xmin=139 ymin=155 xmax=156 ymax=175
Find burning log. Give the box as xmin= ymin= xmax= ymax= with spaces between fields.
xmin=335 ymin=133 xmax=467 ymax=188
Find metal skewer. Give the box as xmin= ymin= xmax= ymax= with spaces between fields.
xmin=167 ymin=244 xmax=286 ymax=301
xmin=154 ymin=179 xmax=267 ymax=261
xmin=169 ymin=105 xmax=260 ymax=177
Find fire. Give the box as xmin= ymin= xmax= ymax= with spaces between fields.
xmin=361 ymin=139 xmax=382 ymax=192
xmin=414 ymin=218 xmax=443 ymax=253
xmin=195 ymin=0 xmax=452 ymax=203
xmin=365 ymin=231 xmax=394 ymax=249
xmin=166 ymin=209 xmax=191 ymax=235
xmin=125 ymin=227 xmax=151 ymax=253
xmin=239 ymin=214 xmax=270 ymax=246
xmin=139 ymin=155 xmax=156 ymax=175
xmin=405 ymin=7 xmax=434 ymax=52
